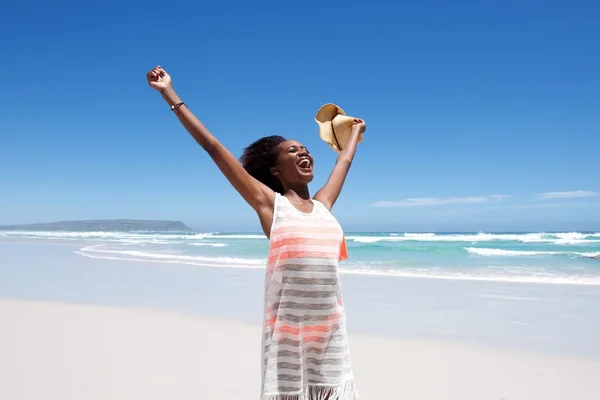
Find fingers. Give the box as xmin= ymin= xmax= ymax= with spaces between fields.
xmin=146 ymin=65 xmax=167 ymax=81
xmin=155 ymin=66 xmax=170 ymax=80
xmin=146 ymin=69 xmax=159 ymax=81
xmin=352 ymin=118 xmax=366 ymax=134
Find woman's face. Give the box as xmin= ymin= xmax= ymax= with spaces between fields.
xmin=271 ymin=140 xmax=314 ymax=187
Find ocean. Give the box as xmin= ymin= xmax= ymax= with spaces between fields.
xmin=2 ymin=231 xmax=600 ymax=285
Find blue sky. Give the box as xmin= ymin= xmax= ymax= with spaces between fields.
xmin=1 ymin=0 xmax=599 ymax=232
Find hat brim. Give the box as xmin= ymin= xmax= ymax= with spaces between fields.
xmin=315 ymin=103 xmax=363 ymax=152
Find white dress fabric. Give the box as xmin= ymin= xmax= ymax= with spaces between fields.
xmin=260 ymin=193 xmax=358 ymax=400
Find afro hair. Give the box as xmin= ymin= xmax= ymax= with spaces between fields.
xmin=240 ymin=135 xmax=287 ymax=194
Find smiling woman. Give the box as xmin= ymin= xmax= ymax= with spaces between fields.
xmin=146 ymin=65 xmax=365 ymax=400
xmin=240 ymin=137 xmax=315 ymax=201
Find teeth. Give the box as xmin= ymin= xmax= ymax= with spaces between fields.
xmin=299 ymin=159 xmax=310 ymax=168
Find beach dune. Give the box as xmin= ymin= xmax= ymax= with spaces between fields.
xmin=1 ymin=298 xmax=599 ymax=400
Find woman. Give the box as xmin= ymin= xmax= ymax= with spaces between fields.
xmin=147 ymin=66 xmax=365 ymax=400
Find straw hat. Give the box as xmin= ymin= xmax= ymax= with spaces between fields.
xmin=315 ymin=103 xmax=364 ymax=152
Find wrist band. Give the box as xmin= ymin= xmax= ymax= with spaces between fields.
xmin=171 ymin=102 xmax=185 ymax=111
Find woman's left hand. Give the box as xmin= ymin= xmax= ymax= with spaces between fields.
xmin=352 ymin=119 xmax=366 ymax=134
xmin=146 ymin=65 xmax=172 ymax=92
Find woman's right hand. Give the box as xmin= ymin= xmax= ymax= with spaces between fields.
xmin=352 ymin=118 xmax=366 ymax=135
xmin=146 ymin=65 xmax=172 ymax=92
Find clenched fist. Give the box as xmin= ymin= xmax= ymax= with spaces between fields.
xmin=146 ymin=66 xmax=172 ymax=92
xmin=352 ymin=119 xmax=366 ymax=135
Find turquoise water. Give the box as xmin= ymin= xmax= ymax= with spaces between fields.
xmin=1 ymin=231 xmax=599 ymax=285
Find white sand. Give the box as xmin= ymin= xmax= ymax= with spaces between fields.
xmin=1 ymin=299 xmax=599 ymax=400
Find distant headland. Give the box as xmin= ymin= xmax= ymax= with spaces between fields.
xmin=0 ymin=219 xmax=195 ymax=232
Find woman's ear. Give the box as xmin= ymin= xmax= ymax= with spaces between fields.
xmin=270 ymin=166 xmax=280 ymax=177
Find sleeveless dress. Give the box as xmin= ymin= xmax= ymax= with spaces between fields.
xmin=261 ymin=193 xmax=359 ymax=400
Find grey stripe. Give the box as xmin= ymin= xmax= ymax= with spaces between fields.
xmin=264 ymin=335 xmax=340 ymax=347
xmin=278 ymin=264 xmax=337 ymax=273
xmin=264 ymin=346 xmax=349 ymax=358
xmin=264 ymin=340 xmax=348 ymax=356
xmin=281 ymin=307 xmax=340 ymax=316
xmin=272 ymin=314 xmax=339 ymax=323
xmin=266 ymin=347 xmax=348 ymax=359
xmin=306 ymin=346 xmax=347 ymax=354
xmin=277 ymin=289 xmax=336 ymax=298
xmin=265 ymin=352 xmax=348 ymax=362
xmin=271 ymin=301 xmax=338 ymax=311
xmin=305 ymin=357 xmax=346 ymax=366
xmin=266 ymin=369 xmax=353 ymax=386
xmin=276 ymin=386 xmax=304 ymax=393
xmin=276 ymin=362 xmax=302 ymax=371
xmin=281 ymin=277 xmax=338 ymax=286
xmin=265 ymin=355 xmax=348 ymax=367
xmin=279 ymin=271 xmax=338 ymax=280
xmin=269 ymin=350 xmax=302 ymax=359
xmin=306 ymin=368 xmax=353 ymax=378
xmin=272 ymin=295 xmax=337 ymax=305
xmin=264 ymin=342 xmax=347 ymax=357
xmin=276 ymin=374 xmax=303 ymax=383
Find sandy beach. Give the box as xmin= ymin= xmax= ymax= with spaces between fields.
xmin=1 ymin=298 xmax=600 ymax=400
xmin=2 ymin=240 xmax=600 ymax=399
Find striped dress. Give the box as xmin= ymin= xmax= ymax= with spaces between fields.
xmin=261 ymin=193 xmax=358 ymax=400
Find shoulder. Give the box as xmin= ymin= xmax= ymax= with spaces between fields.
xmin=312 ymin=196 xmax=332 ymax=212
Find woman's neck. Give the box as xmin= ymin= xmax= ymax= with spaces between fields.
xmin=283 ymin=186 xmax=311 ymax=201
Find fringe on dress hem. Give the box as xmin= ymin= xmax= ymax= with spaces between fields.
xmin=262 ymin=380 xmax=358 ymax=400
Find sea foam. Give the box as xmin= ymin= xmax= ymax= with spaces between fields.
xmin=464 ymin=247 xmax=600 ymax=257
xmin=3 ymin=230 xmax=600 ymax=286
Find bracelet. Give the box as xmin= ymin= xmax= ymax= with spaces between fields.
xmin=170 ymin=102 xmax=185 ymax=112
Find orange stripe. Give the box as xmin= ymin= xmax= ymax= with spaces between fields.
xmin=264 ymin=314 xmax=277 ymax=328
xmin=270 ymin=237 xmax=340 ymax=250
xmin=338 ymin=236 xmax=348 ymax=262
xmin=264 ymin=312 xmax=341 ymax=329
xmin=275 ymin=324 xmax=331 ymax=336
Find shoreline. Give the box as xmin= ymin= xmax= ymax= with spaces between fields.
xmin=2 ymin=240 xmax=600 ymax=362
xmin=2 ymin=237 xmax=600 ymax=286
xmin=1 ymin=297 xmax=600 ymax=400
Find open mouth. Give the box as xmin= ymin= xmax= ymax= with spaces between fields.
xmin=297 ymin=158 xmax=312 ymax=171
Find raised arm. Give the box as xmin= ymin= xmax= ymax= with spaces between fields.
xmin=146 ymin=66 xmax=274 ymax=215
xmin=314 ymin=120 xmax=366 ymax=210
